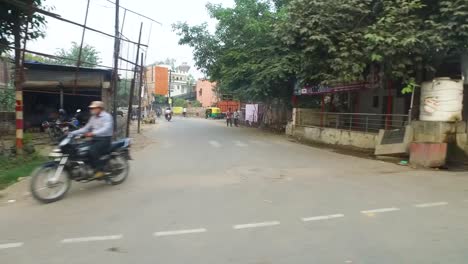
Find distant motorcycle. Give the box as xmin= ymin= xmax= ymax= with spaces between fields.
xmin=30 ymin=135 xmax=131 ymax=203
xmin=165 ymin=113 xmax=172 ymax=121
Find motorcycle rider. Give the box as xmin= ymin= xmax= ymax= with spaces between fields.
xmin=70 ymin=101 xmax=113 ymax=178
xmin=165 ymin=107 xmax=172 ymax=120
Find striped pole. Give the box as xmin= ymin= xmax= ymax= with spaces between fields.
xmin=15 ymin=91 xmax=23 ymax=149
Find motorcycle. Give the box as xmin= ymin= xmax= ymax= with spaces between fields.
xmin=42 ymin=109 xmax=82 ymax=143
xmin=30 ymin=135 xmax=131 ymax=203
xmin=165 ymin=113 xmax=172 ymax=121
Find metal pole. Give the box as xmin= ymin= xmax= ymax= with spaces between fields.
xmin=408 ymin=86 xmax=416 ymax=125
xmin=15 ymin=0 xmax=32 ymax=152
xmin=168 ymin=69 xmax=172 ymax=107
xmin=73 ymin=0 xmax=91 ymax=94
xmin=137 ymin=52 xmax=144 ymax=133
xmin=125 ymin=23 xmax=143 ymax=137
xmin=349 ymin=115 xmax=353 ymax=131
xmin=365 ymin=116 xmax=369 ymax=132
xmin=60 ymin=87 xmax=64 ymax=109
xmin=112 ymin=0 xmax=121 ymax=132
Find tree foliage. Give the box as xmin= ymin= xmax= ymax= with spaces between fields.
xmin=0 ymin=0 xmax=48 ymax=56
xmin=175 ymin=0 xmax=468 ymax=97
xmin=173 ymin=0 xmax=294 ymax=101
xmin=52 ymin=41 xmax=102 ymax=67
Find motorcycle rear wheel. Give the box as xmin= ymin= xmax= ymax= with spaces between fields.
xmin=107 ymin=155 xmax=129 ymax=185
xmin=30 ymin=164 xmax=71 ymax=203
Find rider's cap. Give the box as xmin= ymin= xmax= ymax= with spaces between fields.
xmin=89 ymin=101 xmax=105 ymax=109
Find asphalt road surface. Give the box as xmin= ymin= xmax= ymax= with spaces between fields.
xmin=2 ymin=117 xmax=468 ymax=264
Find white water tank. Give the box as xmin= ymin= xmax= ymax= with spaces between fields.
xmin=419 ymin=78 xmax=463 ymax=122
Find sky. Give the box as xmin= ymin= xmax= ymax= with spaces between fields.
xmin=28 ymin=0 xmax=233 ymax=79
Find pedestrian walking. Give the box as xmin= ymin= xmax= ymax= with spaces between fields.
xmin=226 ymin=108 xmax=233 ymax=127
xmin=233 ymin=109 xmax=240 ymax=127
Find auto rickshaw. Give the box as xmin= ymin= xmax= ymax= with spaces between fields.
xmin=205 ymin=107 xmax=222 ymax=119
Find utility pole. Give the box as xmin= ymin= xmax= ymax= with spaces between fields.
xmin=168 ymin=69 xmax=172 ymax=107
xmin=15 ymin=0 xmax=32 ymax=153
xmin=112 ymin=0 xmax=120 ymax=132
xmin=125 ymin=22 xmax=143 ymax=137
xmin=137 ymin=52 xmax=144 ymax=134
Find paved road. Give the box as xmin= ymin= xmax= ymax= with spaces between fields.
xmin=2 ymin=117 xmax=468 ymax=263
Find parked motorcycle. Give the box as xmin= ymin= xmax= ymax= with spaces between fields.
xmin=42 ymin=109 xmax=82 ymax=143
xmin=30 ymin=135 xmax=131 ymax=203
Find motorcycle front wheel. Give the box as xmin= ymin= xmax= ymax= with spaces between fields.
xmin=107 ymin=155 xmax=129 ymax=185
xmin=30 ymin=163 xmax=71 ymax=203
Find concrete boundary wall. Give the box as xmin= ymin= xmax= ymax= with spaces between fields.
xmin=292 ymin=125 xmax=377 ymax=149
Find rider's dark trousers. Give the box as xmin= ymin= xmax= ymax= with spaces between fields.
xmin=89 ymin=136 xmax=111 ymax=171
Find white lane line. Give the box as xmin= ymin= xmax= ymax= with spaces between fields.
xmin=233 ymin=221 xmax=280 ymax=230
xmin=302 ymin=214 xmax=344 ymax=222
xmin=209 ymin=140 xmax=221 ymax=148
xmin=0 ymin=242 xmax=23 ymax=250
xmin=234 ymin=140 xmax=248 ymax=147
xmin=154 ymin=228 xmax=207 ymax=237
xmin=414 ymin=202 xmax=448 ymax=208
xmin=361 ymin=207 xmax=400 ymax=214
xmin=61 ymin=235 xmax=123 ymax=243
xmin=249 ymin=140 xmax=268 ymax=146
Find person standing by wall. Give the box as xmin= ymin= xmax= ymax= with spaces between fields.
xmin=233 ymin=109 xmax=240 ymax=127
xmin=226 ymin=108 xmax=233 ymax=127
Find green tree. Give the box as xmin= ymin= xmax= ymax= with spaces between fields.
xmin=52 ymin=41 xmax=102 ymax=67
xmin=0 ymin=0 xmax=48 ymax=56
xmin=117 ymin=79 xmax=131 ymax=107
xmin=172 ymin=97 xmax=187 ymax=107
xmin=173 ymin=0 xmax=294 ymax=102
xmin=24 ymin=52 xmax=51 ymax=63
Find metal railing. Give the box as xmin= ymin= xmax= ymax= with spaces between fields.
xmin=296 ymin=111 xmax=409 ymax=133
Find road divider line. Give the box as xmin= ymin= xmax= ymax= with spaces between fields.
xmin=0 ymin=242 xmax=23 ymax=250
xmin=61 ymin=235 xmax=123 ymax=243
xmin=361 ymin=207 xmax=400 ymax=214
xmin=209 ymin=140 xmax=221 ymax=148
xmin=302 ymin=214 xmax=344 ymax=222
xmin=233 ymin=221 xmax=280 ymax=230
xmin=234 ymin=141 xmax=248 ymax=147
xmin=154 ymin=228 xmax=207 ymax=237
xmin=414 ymin=202 xmax=448 ymax=208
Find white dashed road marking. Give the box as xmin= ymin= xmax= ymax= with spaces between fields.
xmin=234 ymin=141 xmax=248 ymax=147
xmin=302 ymin=214 xmax=345 ymax=222
xmin=209 ymin=140 xmax=221 ymax=148
xmin=233 ymin=221 xmax=280 ymax=230
xmin=0 ymin=242 xmax=23 ymax=250
xmin=414 ymin=202 xmax=448 ymax=208
xmin=361 ymin=207 xmax=400 ymax=214
xmin=154 ymin=228 xmax=207 ymax=237
xmin=61 ymin=235 xmax=123 ymax=243
xmin=249 ymin=140 xmax=268 ymax=146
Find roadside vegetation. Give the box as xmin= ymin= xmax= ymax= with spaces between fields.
xmin=0 ymin=154 xmax=46 ymax=190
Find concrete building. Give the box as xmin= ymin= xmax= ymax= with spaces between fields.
xmin=196 ymin=79 xmax=217 ymax=107
xmin=146 ymin=64 xmax=169 ymax=96
xmin=145 ymin=62 xmax=195 ymax=100
xmin=21 ymin=62 xmax=112 ymax=128
xmin=170 ymin=62 xmax=193 ymax=98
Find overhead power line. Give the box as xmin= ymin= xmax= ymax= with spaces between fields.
xmin=105 ymin=0 xmax=162 ymax=25
xmin=2 ymin=0 xmax=148 ymax=47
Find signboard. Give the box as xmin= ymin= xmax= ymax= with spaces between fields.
xmin=294 ymin=82 xmax=369 ymax=96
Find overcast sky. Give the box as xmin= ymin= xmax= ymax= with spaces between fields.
xmin=28 ymin=0 xmax=233 ymax=79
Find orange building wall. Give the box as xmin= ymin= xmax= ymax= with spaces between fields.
xmin=196 ymin=80 xmax=217 ymax=107
xmin=155 ymin=66 xmax=169 ymax=96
